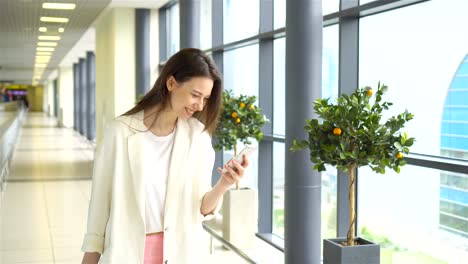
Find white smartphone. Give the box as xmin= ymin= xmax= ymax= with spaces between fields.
xmin=221 ymin=145 xmax=256 ymax=173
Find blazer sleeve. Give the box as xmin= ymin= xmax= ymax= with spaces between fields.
xmin=197 ymin=135 xmax=223 ymax=223
xmin=81 ymin=122 xmax=118 ymax=254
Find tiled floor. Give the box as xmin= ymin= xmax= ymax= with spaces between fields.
xmin=0 ymin=112 xmax=284 ymax=263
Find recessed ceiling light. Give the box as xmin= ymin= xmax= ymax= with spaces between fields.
xmin=58 ymin=28 xmax=65 ymax=33
xmin=35 ymin=58 xmax=50 ymax=63
xmin=39 ymin=27 xmax=47 ymax=32
xmin=42 ymin=3 xmax=76 ymax=10
xmin=37 ymin=47 xmax=55 ymax=51
xmin=37 ymin=42 xmax=57 ymax=47
xmin=36 ymin=51 xmax=52 ymax=55
xmin=35 ymin=63 xmax=47 ymax=68
xmin=38 ymin=36 xmax=61 ymax=41
xmin=35 ymin=55 xmax=51 ymax=59
xmin=40 ymin=17 xmax=69 ymax=23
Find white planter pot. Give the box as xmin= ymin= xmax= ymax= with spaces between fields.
xmin=222 ymin=188 xmax=258 ymax=249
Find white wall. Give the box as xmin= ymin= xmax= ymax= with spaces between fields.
xmin=46 ymin=80 xmax=54 ymax=116
xmin=58 ymin=66 xmax=74 ymax=127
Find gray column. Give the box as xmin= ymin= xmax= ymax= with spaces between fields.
xmin=86 ymin=51 xmax=96 ymax=141
xmin=74 ymin=63 xmax=80 ymax=132
xmin=158 ymin=9 xmax=168 ymax=62
xmin=285 ymin=0 xmax=322 ymax=263
xmin=179 ymin=0 xmax=200 ymax=49
xmin=258 ymin=0 xmax=274 ymax=234
xmin=337 ymin=0 xmax=359 ymax=238
xmin=79 ymin=58 xmax=87 ymax=136
xmin=53 ymin=79 xmax=58 ymax=117
xmin=136 ymin=9 xmax=151 ymax=97
xmin=211 ymin=0 xmax=224 ymax=186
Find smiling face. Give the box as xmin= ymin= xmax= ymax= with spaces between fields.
xmin=166 ymin=76 xmax=214 ymax=120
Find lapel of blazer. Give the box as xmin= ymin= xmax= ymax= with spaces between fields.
xmin=126 ymin=111 xmax=147 ymax=225
xmin=164 ymin=118 xmax=191 ymax=224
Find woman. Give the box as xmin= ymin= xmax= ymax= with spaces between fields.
xmin=81 ymin=48 xmax=248 ymax=264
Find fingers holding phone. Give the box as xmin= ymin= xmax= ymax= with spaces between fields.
xmin=218 ymin=145 xmax=253 ymax=185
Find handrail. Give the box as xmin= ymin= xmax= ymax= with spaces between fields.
xmin=0 ymin=102 xmax=25 ymax=191
xmin=202 ymin=223 xmax=256 ymax=264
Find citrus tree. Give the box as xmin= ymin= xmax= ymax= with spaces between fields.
xmin=214 ymin=90 xmax=268 ymax=189
xmin=291 ymin=82 xmax=414 ymax=246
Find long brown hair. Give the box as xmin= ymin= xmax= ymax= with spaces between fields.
xmin=124 ymin=48 xmax=223 ymax=134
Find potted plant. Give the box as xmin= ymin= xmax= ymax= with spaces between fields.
xmin=214 ymin=90 xmax=268 ymax=249
xmin=291 ymin=83 xmax=414 ymax=263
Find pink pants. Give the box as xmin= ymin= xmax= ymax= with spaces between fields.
xmin=144 ymin=232 xmax=164 ymax=264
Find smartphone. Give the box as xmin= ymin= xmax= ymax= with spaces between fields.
xmin=221 ymin=145 xmax=256 ymax=173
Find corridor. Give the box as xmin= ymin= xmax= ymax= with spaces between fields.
xmin=0 ymin=112 xmax=94 ymax=263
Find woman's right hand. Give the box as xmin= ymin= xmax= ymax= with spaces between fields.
xmin=82 ymin=252 xmax=101 ymax=264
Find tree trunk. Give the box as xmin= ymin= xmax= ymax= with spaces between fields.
xmin=347 ymin=164 xmax=356 ymax=246
xmin=234 ymin=144 xmax=239 ymax=190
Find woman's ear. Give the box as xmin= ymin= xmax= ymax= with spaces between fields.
xmin=166 ymin=76 xmax=176 ymax=91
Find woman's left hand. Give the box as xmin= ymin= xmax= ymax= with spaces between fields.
xmin=217 ymin=154 xmax=250 ymax=186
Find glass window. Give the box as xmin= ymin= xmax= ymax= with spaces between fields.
xmin=224 ymin=44 xmax=259 ymax=98
xmin=358 ymin=165 xmax=468 ymax=263
xmin=200 ymin=0 xmax=212 ymax=50
xmin=223 ymin=44 xmax=259 ymax=189
xmin=359 ymin=0 xmax=468 ymax=160
xmin=274 ymin=0 xmax=339 ymax=29
xmin=273 ymin=142 xmax=285 ymax=236
xmin=271 ymin=25 xmax=339 ymax=239
xmin=272 ymin=140 xmax=337 ymax=242
xmin=273 ymin=37 xmax=285 ymax=135
xmin=223 ymin=0 xmax=259 ymax=43
xmin=360 ymin=0 xmax=379 ymax=5
xmin=273 ymin=0 xmax=285 ymax=29
xmin=273 ymin=25 xmax=339 ymax=136
xmin=167 ymin=4 xmax=179 ymax=57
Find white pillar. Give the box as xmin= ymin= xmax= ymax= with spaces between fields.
xmin=58 ymin=66 xmax=74 ymax=127
xmin=95 ymin=8 xmax=136 ymax=144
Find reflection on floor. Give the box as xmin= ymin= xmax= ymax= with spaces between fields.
xmin=1 ymin=112 xmax=285 ymax=263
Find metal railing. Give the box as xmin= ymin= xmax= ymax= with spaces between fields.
xmin=0 ymin=101 xmax=25 ymax=192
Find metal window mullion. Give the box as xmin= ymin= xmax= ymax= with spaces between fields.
xmin=258 ymin=0 xmax=274 ymax=235
xmin=211 ymin=0 xmax=224 ymax=186
xmin=337 ymin=0 xmax=359 ymax=238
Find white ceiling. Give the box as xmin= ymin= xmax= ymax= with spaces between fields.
xmin=0 ymin=0 xmax=170 ymax=85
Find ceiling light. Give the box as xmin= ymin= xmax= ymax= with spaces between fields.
xmin=39 ymin=27 xmax=47 ymax=32
xmin=38 ymin=36 xmax=60 ymax=41
xmin=37 ymin=42 xmax=57 ymax=47
xmin=36 ymin=51 xmax=52 ymax=55
xmin=35 ymin=55 xmax=51 ymax=59
xmin=42 ymin=3 xmax=76 ymax=10
xmin=40 ymin=17 xmax=69 ymax=23
xmin=35 ymin=58 xmax=50 ymax=63
xmin=37 ymin=47 xmax=55 ymax=51
xmin=58 ymin=28 xmax=65 ymax=33
xmin=35 ymin=64 xmax=47 ymax=68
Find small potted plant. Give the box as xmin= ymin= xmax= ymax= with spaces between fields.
xmin=291 ymin=82 xmax=414 ymax=263
xmin=214 ymin=89 xmax=268 ymax=249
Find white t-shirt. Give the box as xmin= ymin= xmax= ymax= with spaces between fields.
xmin=142 ymin=128 xmax=175 ymax=234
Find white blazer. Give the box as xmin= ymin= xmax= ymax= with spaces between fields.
xmin=81 ymin=111 xmax=219 ymax=263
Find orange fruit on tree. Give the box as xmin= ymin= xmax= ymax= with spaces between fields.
xmin=396 ymin=152 xmax=403 ymax=159
xmin=249 ymin=104 xmax=255 ymax=110
xmin=240 ymin=102 xmax=246 ymax=108
xmin=231 ymin=112 xmax=238 ymax=118
xmin=333 ymin=127 xmax=342 ymax=136
xmin=367 ymin=89 xmax=373 ymax=96
xmin=236 ymin=118 xmax=241 ymax=124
